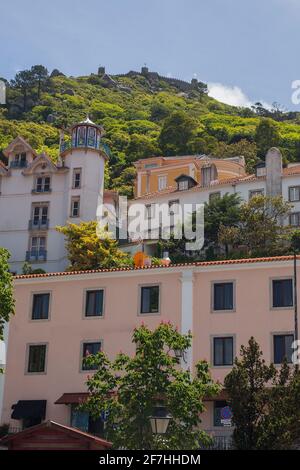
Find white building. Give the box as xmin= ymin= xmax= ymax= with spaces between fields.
xmin=0 ymin=117 xmax=107 ymax=274
xmin=129 ymin=148 xmax=300 ymax=254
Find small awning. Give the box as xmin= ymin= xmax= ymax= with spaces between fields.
xmin=55 ymin=393 xmax=89 ymax=405
xmin=11 ymin=400 xmax=46 ymax=420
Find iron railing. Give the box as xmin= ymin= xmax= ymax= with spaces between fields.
xmin=60 ymin=141 xmax=110 ymax=157
xmin=25 ymin=249 xmax=47 ymax=262
xmin=9 ymin=160 xmax=28 ymax=168
xmin=28 ymin=219 xmax=49 ymax=230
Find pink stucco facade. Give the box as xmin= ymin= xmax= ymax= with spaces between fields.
xmin=1 ymin=256 xmax=298 ymax=437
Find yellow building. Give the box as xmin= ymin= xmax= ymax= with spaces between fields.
xmin=134 ymin=155 xmax=246 ymax=198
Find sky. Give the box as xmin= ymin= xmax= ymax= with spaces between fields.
xmin=1 ymin=0 xmax=300 ymax=110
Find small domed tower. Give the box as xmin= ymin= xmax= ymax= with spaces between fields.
xmin=59 ymin=117 xmax=108 ymax=222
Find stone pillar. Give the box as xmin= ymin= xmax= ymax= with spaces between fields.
xmin=265 ymin=147 xmax=282 ymax=197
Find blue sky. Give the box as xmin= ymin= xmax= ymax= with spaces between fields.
xmin=1 ymin=0 xmax=300 ymax=109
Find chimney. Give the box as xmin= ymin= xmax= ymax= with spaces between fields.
xmin=265 ymin=147 xmax=282 ymax=197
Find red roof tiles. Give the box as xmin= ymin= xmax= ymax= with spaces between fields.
xmin=14 ymin=255 xmax=299 ymax=280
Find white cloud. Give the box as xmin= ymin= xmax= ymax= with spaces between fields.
xmin=207 ymin=82 xmax=272 ymax=109
xmin=207 ymin=82 xmax=252 ymax=107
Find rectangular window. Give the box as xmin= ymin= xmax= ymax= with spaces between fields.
xmin=32 ymin=204 xmax=49 ymax=228
xmin=35 ymin=176 xmax=51 ymax=193
xmin=213 ymin=337 xmax=233 ymax=366
xmin=178 ymin=180 xmax=188 ymax=191
xmin=209 ymin=192 xmax=221 ymax=203
xmin=32 ymin=293 xmax=50 ymax=320
xmin=82 ymin=342 xmax=102 ymax=370
xmin=85 ymin=290 xmax=104 ymax=317
xmin=272 ymin=279 xmax=293 ymax=308
xmin=249 ymin=189 xmax=264 ymax=199
xmin=168 ymin=199 xmax=180 ymax=215
xmin=290 ymin=212 xmax=300 ymax=227
xmin=72 ymin=168 xmax=82 ymax=189
xmin=145 ymin=204 xmax=154 ymax=219
xmin=214 ymin=401 xmax=232 ymax=427
xmin=140 ymin=285 xmax=159 ymax=314
xmin=71 ymin=197 xmax=80 ymax=217
xmin=274 ymin=334 xmax=294 ymax=364
xmin=27 ymin=344 xmax=47 ymax=373
xmin=71 ymin=406 xmax=104 ymax=435
xmin=158 ymin=175 xmax=167 ymax=191
xmin=289 ymin=186 xmax=300 ymax=202
xmin=213 ymin=282 xmax=234 ymax=311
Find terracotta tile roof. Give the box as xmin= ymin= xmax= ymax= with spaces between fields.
xmin=0 ymin=420 xmax=112 ymax=448
xmin=283 ymin=166 xmax=300 ymax=176
xmin=14 ymin=255 xmax=299 ymax=280
xmin=134 ymin=165 xmax=300 ymax=201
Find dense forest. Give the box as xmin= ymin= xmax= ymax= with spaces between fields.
xmin=1 ymin=65 xmax=300 ymax=196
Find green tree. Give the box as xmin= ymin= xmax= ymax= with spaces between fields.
xmin=30 ymin=65 xmax=49 ymax=99
xmin=204 ymin=193 xmax=242 ymax=255
xmin=158 ymin=111 xmax=197 ymax=156
xmin=82 ymin=323 xmax=220 ymax=450
xmin=215 ymin=139 xmax=258 ymax=173
xmin=0 ymin=248 xmax=15 ymax=369
xmin=56 ymin=221 xmax=132 ymax=271
xmin=11 ymin=69 xmax=35 ymax=112
xmin=111 ymin=166 xmax=136 ymax=197
xmin=225 ymin=337 xmax=300 ymax=450
xmin=234 ymin=195 xmax=290 ymax=257
xmin=255 ymin=118 xmax=280 ymax=158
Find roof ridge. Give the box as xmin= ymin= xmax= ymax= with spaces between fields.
xmin=14 ymin=255 xmax=299 ymax=280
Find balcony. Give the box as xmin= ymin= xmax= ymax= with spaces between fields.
xmin=31 ymin=188 xmax=52 ymax=194
xmin=60 ymin=140 xmax=110 ymax=157
xmin=28 ymin=219 xmax=49 ymax=230
xmin=25 ymin=249 xmax=47 ymax=262
xmin=9 ymin=160 xmax=28 ymax=169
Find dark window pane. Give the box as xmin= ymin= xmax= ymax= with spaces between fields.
xmin=213 ymin=337 xmax=233 ymax=366
xmin=141 ymin=286 xmax=159 ymax=314
xmin=273 ymin=279 xmax=293 ymax=308
xmin=32 ymin=293 xmax=50 ymax=320
xmin=214 ymin=401 xmax=228 ymax=426
xmin=85 ymin=290 xmax=103 ymax=317
xmin=28 ymin=345 xmax=46 ymax=373
xmin=274 ymin=334 xmax=294 ymax=364
xmin=82 ymin=342 xmax=101 ymax=370
xmin=214 ymin=283 xmax=234 ymax=310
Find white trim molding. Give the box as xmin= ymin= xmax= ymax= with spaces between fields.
xmin=180 ymin=269 xmax=194 ymax=370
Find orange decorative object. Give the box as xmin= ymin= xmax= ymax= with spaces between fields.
xmin=133 ymin=251 xmax=147 ymax=267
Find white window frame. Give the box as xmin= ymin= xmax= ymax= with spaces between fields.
xmin=289 ymin=186 xmax=300 ymax=202
xmin=72 ymin=168 xmax=82 ymax=189
xmin=158 ymin=175 xmax=167 ymax=191
xmin=70 ymin=197 xmax=80 ymax=218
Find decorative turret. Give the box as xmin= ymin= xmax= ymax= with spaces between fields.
xmin=59 ymin=116 xmax=106 ymax=157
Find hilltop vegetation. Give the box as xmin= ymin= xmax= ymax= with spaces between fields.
xmin=1 ymin=65 xmax=300 ymax=195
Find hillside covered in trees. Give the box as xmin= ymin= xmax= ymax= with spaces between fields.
xmin=1 ymin=65 xmax=300 ymax=196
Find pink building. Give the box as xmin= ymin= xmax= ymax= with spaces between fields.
xmin=1 ymin=255 xmax=298 ymax=443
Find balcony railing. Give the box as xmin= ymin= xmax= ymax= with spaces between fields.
xmin=31 ymin=188 xmax=52 ymax=194
xmin=9 ymin=160 xmax=28 ymax=169
xmin=201 ymin=433 xmax=233 ymax=450
xmin=28 ymin=219 xmax=49 ymax=230
xmin=60 ymin=140 xmax=110 ymax=157
xmin=26 ymin=249 xmax=47 ymax=262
